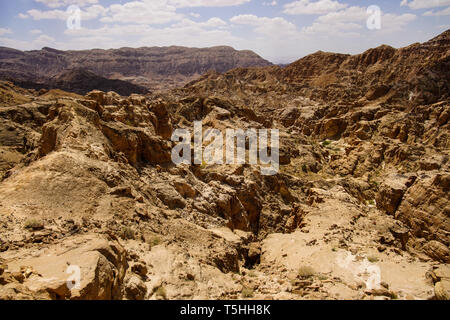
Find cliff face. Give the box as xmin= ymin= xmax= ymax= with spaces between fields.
xmin=0 ymin=45 xmax=272 ymax=92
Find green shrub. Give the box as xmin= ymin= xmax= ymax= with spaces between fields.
xmin=241 ymin=287 xmax=254 ymax=298
xmin=155 ymin=286 xmax=167 ymax=299
xmin=24 ymin=219 xmax=44 ymax=230
xmin=298 ymin=266 xmax=315 ymax=279
xmin=150 ymin=236 xmax=161 ymax=247
xmin=248 ymin=271 xmax=257 ymax=278
xmin=321 ymin=140 xmax=332 ymax=147
xmin=318 ymin=274 xmax=328 ymax=281
xmin=121 ymin=226 xmax=135 ymax=240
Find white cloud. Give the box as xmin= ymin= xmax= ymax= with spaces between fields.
xmin=24 ymin=0 xmax=251 ymax=26
xmin=62 ymin=21 xmax=242 ymax=50
xmin=0 ymin=34 xmax=56 ymax=50
xmin=423 ymin=6 xmax=450 ymax=16
xmin=172 ymin=17 xmax=227 ymax=28
xmin=203 ymin=17 xmax=227 ymax=27
xmin=0 ymin=28 xmax=13 ymax=36
xmin=99 ymin=1 xmax=182 ymax=24
xmin=302 ymin=6 xmax=416 ymax=35
xmin=30 ymin=29 xmax=43 ymax=34
xmin=35 ymin=0 xmax=250 ymax=10
xmin=26 ymin=5 xmax=106 ymax=21
xmin=263 ymin=1 xmax=277 ymax=6
xmin=230 ymin=14 xmax=298 ymax=37
xmin=35 ymin=34 xmax=56 ymax=43
xmin=381 ymin=13 xmax=417 ymax=32
xmin=170 ymin=0 xmax=251 ymax=7
xmin=301 ymin=6 xmax=365 ymax=35
xmin=27 ymin=9 xmax=67 ymax=20
xmin=400 ymin=0 xmax=450 ymax=9
xmin=283 ymin=0 xmax=348 ymax=15
xmin=315 ymin=6 xmax=365 ymax=23
xmin=35 ymin=0 xmax=99 ymax=8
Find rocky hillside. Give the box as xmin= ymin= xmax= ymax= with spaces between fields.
xmin=0 ymin=31 xmax=448 ymax=300
xmin=0 ymin=46 xmax=272 ymax=92
xmin=187 ymin=29 xmax=449 ymax=106
xmin=14 ymin=68 xmax=149 ymax=96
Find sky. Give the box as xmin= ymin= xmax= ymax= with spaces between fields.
xmin=0 ymin=0 xmax=449 ymax=63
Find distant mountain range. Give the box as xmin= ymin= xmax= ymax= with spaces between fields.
xmin=0 ymin=46 xmax=272 ymax=94
xmin=186 ymin=29 xmax=450 ymax=106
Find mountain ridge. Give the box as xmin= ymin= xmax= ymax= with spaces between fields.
xmin=184 ymin=29 xmax=449 ymax=106
xmin=0 ymin=45 xmax=272 ymax=92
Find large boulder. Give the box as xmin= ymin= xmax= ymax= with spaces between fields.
xmin=101 ymin=122 xmax=172 ymax=166
xmin=376 ymin=174 xmax=411 ymax=215
xmin=0 ymin=234 xmax=128 ymax=300
xmin=153 ymin=183 xmax=186 ymax=209
xmin=395 ymin=174 xmax=449 ymax=261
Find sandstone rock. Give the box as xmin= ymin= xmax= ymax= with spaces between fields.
xmin=279 ymin=107 xmax=300 ymax=127
xmin=153 ymin=183 xmax=186 ymax=209
xmin=130 ymin=262 xmax=148 ymax=278
xmin=101 ymin=122 xmax=172 ymax=166
xmin=124 ymin=274 xmax=147 ymax=300
xmin=434 ymin=266 xmax=450 ymax=281
xmin=110 ymin=186 xmax=135 ymax=198
xmin=285 ymin=204 xmax=306 ymax=232
xmin=365 ymin=85 xmax=391 ymax=101
xmin=3 ymin=235 xmax=128 ymax=300
xmin=395 ymin=174 xmax=449 ymax=260
xmin=434 ymin=281 xmax=450 ymax=300
xmin=388 ymin=220 xmax=410 ymax=250
xmin=173 ymin=179 xmax=198 ymax=199
xmin=128 ymin=94 xmax=147 ymax=106
xmin=422 ymin=241 xmax=450 ymax=263
xmin=376 ymin=175 xmax=410 ymax=215
xmin=151 ymin=99 xmax=173 ymax=140
xmin=319 ymin=118 xmax=347 ymax=139
xmin=365 ymin=288 xmax=396 ymax=299
xmin=86 ymin=90 xmax=105 ymax=106
xmin=246 ymin=242 xmax=261 ymax=267
xmin=209 ymin=106 xmax=232 ymax=120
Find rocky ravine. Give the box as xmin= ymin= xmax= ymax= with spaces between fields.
xmin=0 ymin=31 xmax=449 ymax=300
